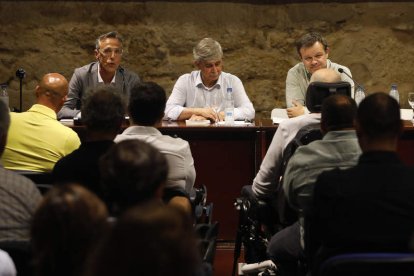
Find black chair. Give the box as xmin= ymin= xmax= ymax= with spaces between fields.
xmin=195 ymin=222 xmax=219 ymax=265
xmin=232 ymin=125 xmax=323 ymax=276
xmin=318 ymin=253 xmax=414 ymax=276
xmin=305 ymin=81 xmax=352 ymax=113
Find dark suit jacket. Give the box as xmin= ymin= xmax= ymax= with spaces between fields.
xmin=58 ymin=62 xmax=140 ymax=119
xmin=311 ymin=151 xmax=414 ymax=268
xmin=52 ymin=140 xmax=114 ymax=199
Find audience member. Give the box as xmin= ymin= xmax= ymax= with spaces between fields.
xmin=2 ymin=73 xmax=80 ymax=172
xmin=31 ymin=184 xmax=108 ymax=276
xmin=86 ymin=202 xmax=202 ymax=276
xmin=53 ymin=86 xmax=125 ymax=197
xmin=311 ymin=92 xmax=414 ymax=271
xmin=267 ymin=94 xmax=361 ymax=275
xmin=115 ymin=82 xmax=194 ymax=210
xmin=164 ymin=37 xmax=255 ymax=122
xmin=286 ymin=32 xmax=354 ymax=118
xmin=0 ymin=101 xmax=42 ymax=241
xmin=58 ymin=31 xmax=140 ymax=119
xmin=251 ymin=68 xmax=341 ymax=200
xmin=99 ymin=139 xmax=168 ymax=216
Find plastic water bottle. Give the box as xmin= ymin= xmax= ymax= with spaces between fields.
xmin=0 ymin=84 xmax=9 ymax=110
xmin=389 ymin=84 xmax=399 ymax=104
xmin=225 ymin=87 xmax=234 ymax=125
xmin=354 ymin=85 xmax=365 ymax=106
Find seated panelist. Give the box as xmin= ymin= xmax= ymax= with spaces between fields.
xmin=285 ymin=32 xmax=354 ymax=118
xmin=58 ymin=31 xmax=140 ymax=119
xmin=164 ymin=38 xmax=255 ymax=122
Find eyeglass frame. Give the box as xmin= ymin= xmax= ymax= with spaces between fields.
xmin=97 ymin=47 xmax=124 ymax=57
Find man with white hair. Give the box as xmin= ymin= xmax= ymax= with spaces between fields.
xmin=164 ymin=38 xmax=255 ymax=122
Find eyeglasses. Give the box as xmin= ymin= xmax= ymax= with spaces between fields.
xmin=98 ymin=47 xmax=123 ymax=57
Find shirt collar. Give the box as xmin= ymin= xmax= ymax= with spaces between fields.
xmin=195 ymin=71 xmax=222 ymax=91
xmin=28 ymin=104 xmax=57 ymax=120
xmin=97 ymin=63 xmax=116 ymax=84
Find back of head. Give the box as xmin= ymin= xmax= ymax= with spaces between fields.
xmin=88 ymin=202 xmax=200 ymax=276
xmin=36 ymin=73 xmax=69 ymax=111
xmin=357 ymin=92 xmax=401 ymax=140
xmin=310 ymin=68 xmax=341 ymax=83
xmin=321 ymin=94 xmax=357 ymax=132
xmin=128 ymin=82 xmax=166 ymax=126
xmin=81 ymin=86 xmax=125 ymax=133
xmin=31 ymin=184 xmax=108 ymax=276
xmin=100 ymin=140 xmax=169 ymax=215
xmin=193 ymin=37 xmax=223 ymax=62
xmin=296 ymin=32 xmax=328 ymax=57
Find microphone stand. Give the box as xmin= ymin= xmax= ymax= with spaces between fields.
xmin=15 ymin=68 xmax=26 ymax=112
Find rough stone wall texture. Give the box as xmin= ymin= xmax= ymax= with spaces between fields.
xmin=0 ymin=1 xmax=414 ymax=117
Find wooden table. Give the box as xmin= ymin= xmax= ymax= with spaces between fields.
xmin=69 ymin=119 xmax=414 ymax=240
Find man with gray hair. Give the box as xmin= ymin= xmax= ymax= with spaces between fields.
xmin=0 ymin=100 xmax=42 ymax=241
xmin=58 ymin=31 xmax=140 ymax=119
xmin=165 ymin=37 xmax=255 ymax=122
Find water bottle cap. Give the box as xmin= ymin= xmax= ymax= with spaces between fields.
xmin=0 ymin=83 xmax=7 ymax=90
xmin=391 ymin=84 xmax=397 ymax=89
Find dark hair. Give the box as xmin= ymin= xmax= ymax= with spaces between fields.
xmin=100 ymin=140 xmax=168 ymax=215
xmin=357 ymin=92 xmax=401 ymax=139
xmin=31 ymin=184 xmax=108 ymax=276
xmin=296 ymin=32 xmax=328 ymax=57
xmin=321 ymin=94 xmax=357 ymax=131
xmin=87 ymin=202 xmax=200 ymax=276
xmin=128 ymin=82 xmax=166 ymax=126
xmin=95 ymin=31 xmax=123 ymax=49
xmin=81 ymin=86 xmax=125 ymax=133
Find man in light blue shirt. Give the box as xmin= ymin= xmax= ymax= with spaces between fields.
xmin=165 ymin=38 xmax=255 ymax=122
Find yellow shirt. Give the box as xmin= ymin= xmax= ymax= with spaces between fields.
xmin=2 ymin=104 xmax=81 ymax=172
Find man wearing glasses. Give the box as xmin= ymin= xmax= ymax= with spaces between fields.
xmin=58 ymin=31 xmax=140 ymax=119
xmin=285 ymin=32 xmax=354 ymax=118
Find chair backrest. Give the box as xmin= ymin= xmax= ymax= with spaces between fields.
xmin=318 ymin=253 xmax=414 ymax=276
xmin=13 ymin=170 xmax=54 ymax=195
xmin=306 ymin=81 xmax=352 ymax=113
xmin=277 ymin=124 xmax=323 ymax=226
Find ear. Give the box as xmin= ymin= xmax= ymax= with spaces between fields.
xmin=35 ymin=85 xmax=41 ymax=97
xmin=94 ymin=49 xmax=100 ymax=60
xmin=325 ymin=47 xmax=330 ymax=58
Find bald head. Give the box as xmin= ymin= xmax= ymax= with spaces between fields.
xmin=36 ymin=73 xmax=68 ymax=112
xmin=310 ymin=68 xmax=341 ymax=83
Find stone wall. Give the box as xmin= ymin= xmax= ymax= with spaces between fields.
xmin=1 ymin=1 xmax=414 ymax=116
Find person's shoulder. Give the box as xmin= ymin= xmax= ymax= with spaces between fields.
xmin=159 ymin=134 xmax=190 ymax=152
xmin=329 ymin=60 xmax=351 ymax=72
xmin=74 ymin=62 xmax=96 ymax=74
xmin=287 ymin=62 xmax=304 ymax=74
xmin=0 ymin=167 xmax=36 ymax=187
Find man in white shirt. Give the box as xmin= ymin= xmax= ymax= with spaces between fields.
xmin=115 ymin=82 xmax=195 ymax=214
xmin=165 ymin=38 xmax=255 ymax=122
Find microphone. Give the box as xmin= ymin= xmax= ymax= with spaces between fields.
xmin=15 ymin=68 xmax=26 ymax=112
xmin=337 ymin=67 xmax=363 ymax=91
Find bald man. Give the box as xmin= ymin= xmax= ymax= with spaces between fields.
xmin=2 ymin=73 xmax=81 ymax=172
xmin=251 ymin=68 xmax=342 ymax=199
